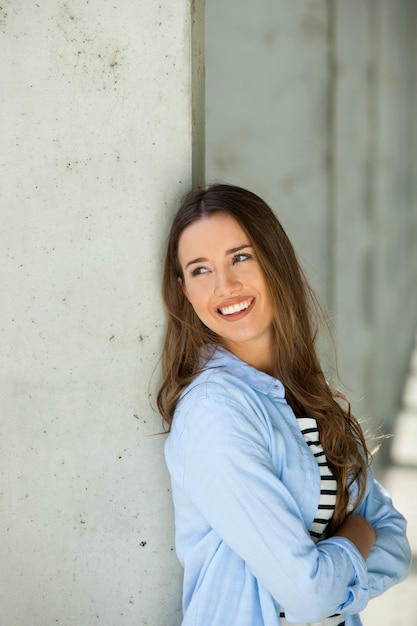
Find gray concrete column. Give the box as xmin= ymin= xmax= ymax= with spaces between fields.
xmin=0 ymin=1 xmax=203 ymax=624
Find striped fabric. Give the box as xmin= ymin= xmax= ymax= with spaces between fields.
xmin=279 ymin=417 xmax=344 ymax=626
xmin=296 ymin=417 xmax=338 ymax=542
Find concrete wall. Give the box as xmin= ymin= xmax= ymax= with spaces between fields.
xmin=1 ymin=1 xmax=203 ymax=624
xmin=206 ymin=0 xmax=417 ymax=439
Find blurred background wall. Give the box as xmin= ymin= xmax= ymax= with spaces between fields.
xmin=206 ymin=0 xmax=417 ymax=449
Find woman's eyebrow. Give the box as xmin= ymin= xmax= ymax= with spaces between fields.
xmin=185 ymin=244 xmax=253 ymax=269
xmin=226 ymin=244 xmax=252 ymax=255
xmin=185 ymin=256 xmax=207 ymax=269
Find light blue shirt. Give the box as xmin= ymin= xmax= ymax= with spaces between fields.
xmin=165 ymin=348 xmax=411 ymax=626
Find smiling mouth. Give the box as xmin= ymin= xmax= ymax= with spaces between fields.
xmin=218 ymin=298 xmax=254 ymax=316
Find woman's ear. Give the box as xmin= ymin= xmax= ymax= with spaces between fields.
xmin=178 ymin=276 xmax=189 ymax=301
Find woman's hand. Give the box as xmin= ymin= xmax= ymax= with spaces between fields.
xmin=333 ymin=514 xmax=376 ymax=560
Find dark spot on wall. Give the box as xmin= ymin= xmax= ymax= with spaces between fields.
xmin=263 ymin=30 xmax=277 ymax=50
xmin=300 ymin=13 xmax=325 ymax=39
xmin=0 ymin=0 xmax=10 ymax=33
xmin=63 ymin=2 xmax=77 ymax=22
xmin=280 ymin=175 xmax=296 ymax=195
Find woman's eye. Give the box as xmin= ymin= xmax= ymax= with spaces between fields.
xmin=232 ymin=253 xmax=251 ymax=264
xmin=190 ymin=266 xmax=209 ymax=277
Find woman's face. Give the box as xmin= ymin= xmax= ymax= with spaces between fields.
xmin=177 ymin=212 xmax=274 ymax=372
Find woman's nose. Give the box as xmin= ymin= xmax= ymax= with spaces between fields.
xmin=214 ymin=268 xmax=241 ymax=297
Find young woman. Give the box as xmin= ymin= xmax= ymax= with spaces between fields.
xmin=157 ymin=184 xmax=410 ymax=626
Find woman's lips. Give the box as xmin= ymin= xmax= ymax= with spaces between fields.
xmin=216 ymin=297 xmax=255 ymax=319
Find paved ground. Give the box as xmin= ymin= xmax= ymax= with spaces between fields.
xmin=361 ymin=333 xmax=417 ymax=625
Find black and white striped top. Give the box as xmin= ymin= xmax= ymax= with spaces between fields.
xmin=279 ymin=417 xmax=344 ymax=626
xmin=297 ymin=417 xmax=338 ymax=542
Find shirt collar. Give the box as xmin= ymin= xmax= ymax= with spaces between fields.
xmin=202 ymin=345 xmax=286 ymax=399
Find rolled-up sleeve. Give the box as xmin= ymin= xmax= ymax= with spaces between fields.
xmin=353 ymin=466 xmax=411 ymax=598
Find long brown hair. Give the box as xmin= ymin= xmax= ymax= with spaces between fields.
xmin=157 ymin=183 xmax=370 ymax=532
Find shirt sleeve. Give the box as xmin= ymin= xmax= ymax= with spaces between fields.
xmin=171 ymin=384 xmax=371 ymax=623
xmin=352 ymin=464 xmax=411 ymax=598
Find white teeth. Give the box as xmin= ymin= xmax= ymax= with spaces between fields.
xmin=219 ymin=299 xmax=253 ymax=316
